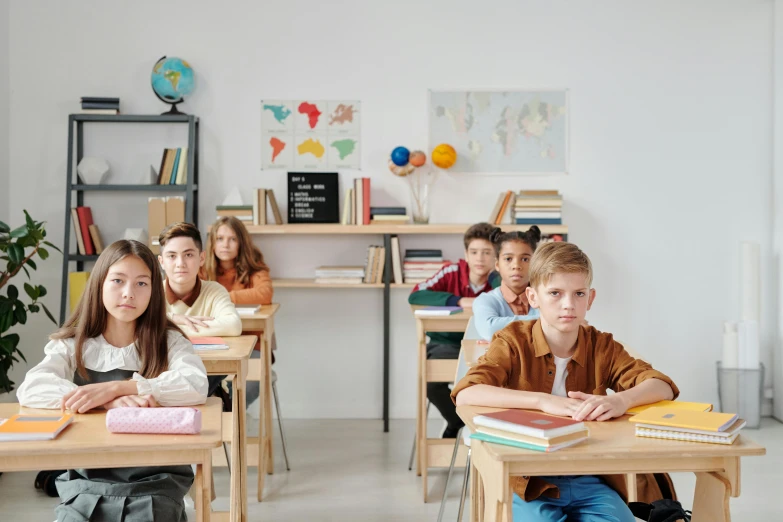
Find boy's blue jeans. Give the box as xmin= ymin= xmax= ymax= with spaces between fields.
xmin=512 ymin=475 xmax=636 ymax=522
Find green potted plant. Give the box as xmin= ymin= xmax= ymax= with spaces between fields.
xmin=0 ymin=210 xmax=60 ymax=394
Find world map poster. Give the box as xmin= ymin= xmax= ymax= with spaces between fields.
xmin=429 ymin=90 xmax=568 ymax=174
xmin=261 ymin=100 xmax=361 ymax=170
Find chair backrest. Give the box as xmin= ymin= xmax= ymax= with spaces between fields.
xmin=463 ymin=316 xmax=480 ymax=341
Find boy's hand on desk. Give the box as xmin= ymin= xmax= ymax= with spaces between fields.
xmin=568 ymin=391 xmax=628 ymax=422
xmin=171 ymin=314 xmax=213 ymax=332
xmin=457 ymin=298 xmax=475 ymax=308
xmin=103 ymin=395 xmax=158 ymax=410
xmin=538 ymin=394 xmax=584 ymax=418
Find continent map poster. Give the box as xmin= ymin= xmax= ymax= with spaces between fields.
xmin=262 ymin=100 xmax=361 ymax=170
xmin=429 ymin=90 xmax=568 ymax=174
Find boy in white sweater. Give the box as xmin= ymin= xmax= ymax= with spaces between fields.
xmin=158 ymin=222 xmax=242 ymax=337
xmin=158 ymin=222 xmax=242 ymax=407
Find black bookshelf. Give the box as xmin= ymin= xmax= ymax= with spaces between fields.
xmin=59 ymin=114 xmax=200 ymax=323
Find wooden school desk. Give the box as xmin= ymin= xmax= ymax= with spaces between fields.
xmin=197 ymin=335 xmax=257 ymax=522
xmin=238 ymin=303 xmax=280 ymax=501
xmin=0 ymin=398 xmax=223 ymax=522
xmin=412 ymin=305 xmax=473 ymax=501
xmin=457 ymin=405 xmax=767 ymax=522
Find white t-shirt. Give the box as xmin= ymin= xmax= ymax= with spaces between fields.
xmin=551 ymin=355 xmax=572 ymax=397
xmin=469 ymin=282 xmax=484 ymax=294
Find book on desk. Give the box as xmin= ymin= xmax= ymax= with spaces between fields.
xmin=414 ymin=306 xmax=463 ymax=317
xmin=190 ymin=337 xmax=229 ymax=350
xmin=0 ymin=413 xmax=74 ymax=442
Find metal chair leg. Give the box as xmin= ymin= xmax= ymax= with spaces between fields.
xmin=437 ymin=427 xmax=463 ymax=522
xmin=272 ymin=379 xmax=291 ymax=471
xmin=409 ymin=401 xmax=431 ymax=470
xmin=457 ymin=449 xmax=471 ymax=522
xmin=223 ymin=442 xmax=231 ymax=475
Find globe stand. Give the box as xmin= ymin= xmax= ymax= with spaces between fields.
xmin=161 ymin=102 xmax=185 ymax=116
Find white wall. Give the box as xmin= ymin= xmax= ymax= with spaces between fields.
xmin=6 ymin=0 xmax=775 ymax=417
xmin=0 ymin=0 xmax=8 ymax=223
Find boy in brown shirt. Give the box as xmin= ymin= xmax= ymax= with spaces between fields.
xmin=452 ymin=242 xmax=679 ymax=522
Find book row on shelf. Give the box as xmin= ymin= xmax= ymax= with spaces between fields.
xmin=341 ymin=177 xmax=411 ymax=225
xmin=215 ymin=189 xmax=283 ymax=226
xmin=155 ymin=148 xmax=189 ymax=185
xmin=70 ymin=207 xmax=104 ymax=256
xmin=489 ymin=189 xmax=563 ymax=226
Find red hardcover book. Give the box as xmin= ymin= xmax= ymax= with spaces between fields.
xmin=76 ymin=207 xmax=95 ymax=255
xmin=474 ymin=409 xmax=585 ymax=439
xmin=362 ymin=177 xmax=371 ymax=225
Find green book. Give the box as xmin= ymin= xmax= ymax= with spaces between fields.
xmin=470 ymin=432 xmax=587 ymax=453
xmin=216 ymin=205 xmax=253 ymax=211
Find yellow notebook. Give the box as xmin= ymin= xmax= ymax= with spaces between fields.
xmin=626 ymin=400 xmax=713 ymax=415
xmin=628 ymin=406 xmax=737 ymax=432
xmin=0 ymin=413 xmax=74 ymax=441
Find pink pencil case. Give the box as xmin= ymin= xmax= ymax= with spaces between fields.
xmin=106 ymin=407 xmax=202 ymax=434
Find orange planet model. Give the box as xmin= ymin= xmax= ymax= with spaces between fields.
xmin=431 ymin=144 xmax=456 ymax=169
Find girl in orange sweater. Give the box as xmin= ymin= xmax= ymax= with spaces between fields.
xmin=202 ymin=216 xmax=273 ymax=305
xmin=202 ymin=216 xmax=274 ymax=407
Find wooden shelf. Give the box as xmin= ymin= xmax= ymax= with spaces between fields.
xmin=245 ymin=223 xmax=568 ymax=235
xmin=273 ymin=278 xmax=415 ymax=289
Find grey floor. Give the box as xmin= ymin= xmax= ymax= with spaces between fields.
xmin=1 ymin=417 xmax=780 ymax=521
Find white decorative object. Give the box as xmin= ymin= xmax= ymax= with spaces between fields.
xmin=140 ymin=165 xmax=158 ymax=185
xmin=222 ymin=187 xmax=243 ymax=206
xmin=738 ymin=320 xmax=760 ymax=370
xmin=739 ymin=241 xmax=760 ymax=322
xmin=123 ymin=228 xmax=147 ymax=244
xmin=77 ymin=157 xmax=111 ymax=184
xmin=722 ymin=321 xmax=739 ymax=369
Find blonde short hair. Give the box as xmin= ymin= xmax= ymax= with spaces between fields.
xmin=529 ymin=242 xmax=593 ymax=288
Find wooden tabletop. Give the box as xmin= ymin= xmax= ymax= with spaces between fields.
xmin=457 ymin=405 xmax=767 ymax=462
xmin=195 ymin=335 xmax=257 ymax=362
xmin=239 ymin=304 xmax=280 ymax=321
xmin=0 ymin=398 xmax=223 ymax=458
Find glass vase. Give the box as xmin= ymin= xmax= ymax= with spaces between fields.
xmin=408 ymin=168 xmax=438 ymax=225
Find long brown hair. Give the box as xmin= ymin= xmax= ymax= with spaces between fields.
xmin=51 ymin=240 xmax=180 ymax=381
xmin=203 ymin=216 xmax=269 ymax=286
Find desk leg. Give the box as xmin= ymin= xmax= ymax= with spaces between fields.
xmin=195 ymin=450 xmax=213 ymax=522
xmin=237 ymin=358 xmax=248 ymax=521
xmin=625 ymin=474 xmax=637 ymax=502
xmin=257 ymin=332 xmax=267 ymax=502
xmin=471 ymin=442 xmax=511 ymax=522
xmin=416 ymin=318 xmax=428 ymax=499
xmin=692 ymin=471 xmax=732 ymax=522
xmin=470 ymin=457 xmax=485 ymax=522
xmin=264 ymin=319 xmax=275 ymax=477
xmin=229 ymin=362 xmax=248 ymax=522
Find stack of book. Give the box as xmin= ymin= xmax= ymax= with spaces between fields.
xmin=80 ymin=97 xmax=120 ymax=115
xmin=70 ymin=206 xmax=104 ymax=255
xmin=315 ymin=266 xmax=367 ymax=285
xmin=370 ymin=207 xmax=409 ymax=225
xmin=403 ymin=249 xmax=447 ymax=284
xmin=156 ymin=148 xmax=189 ymax=185
xmin=216 ymin=205 xmax=253 ymax=222
xmin=341 ymin=177 xmax=371 ymax=225
xmin=629 ymin=406 xmax=746 ymax=445
xmin=252 ymin=189 xmax=283 ymax=225
xmin=514 ymin=190 xmax=562 ymax=225
xmin=471 ymin=409 xmax=589 ymax=452
xmin=363 ymin=245 xmax=387 ymax=284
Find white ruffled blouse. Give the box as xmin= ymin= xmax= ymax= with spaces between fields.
xmin=16 ymin=330 xmax=209 ymax=409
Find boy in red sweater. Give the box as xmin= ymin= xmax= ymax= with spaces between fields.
xmin=408 ymin=222 xmax=499 ymax=437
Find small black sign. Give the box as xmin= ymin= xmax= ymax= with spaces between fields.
xmin=287 ymin=172 xmax=340 ymax=223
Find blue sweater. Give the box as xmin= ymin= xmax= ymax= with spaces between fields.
xmin=472 ymin=286 xmax=540 ymax=340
